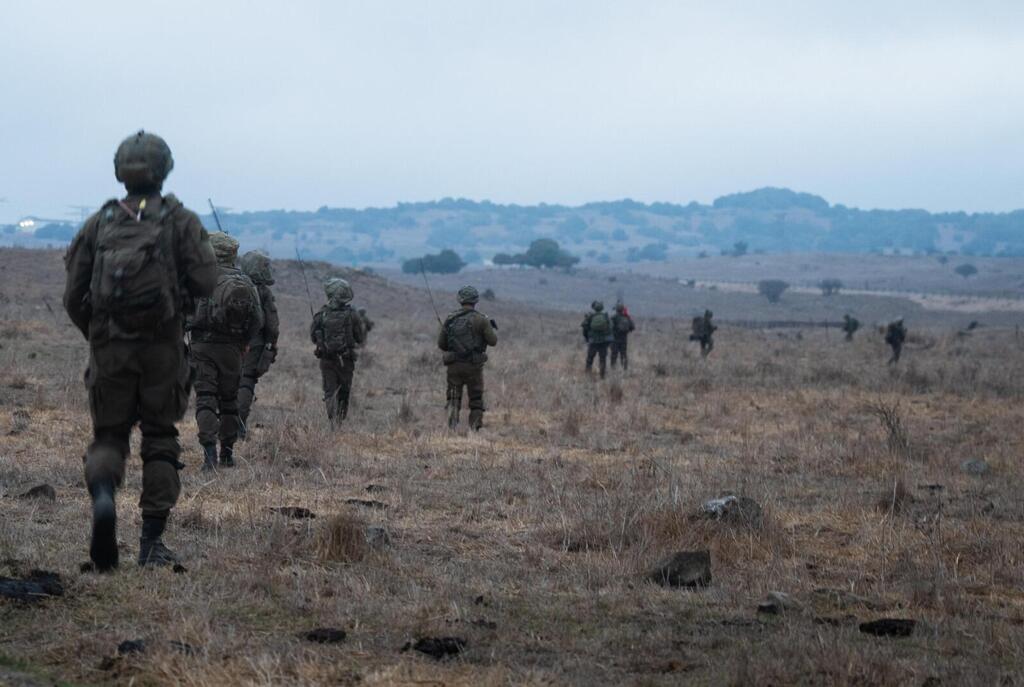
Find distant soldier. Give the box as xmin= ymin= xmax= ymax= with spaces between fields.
xmin=237 ymin=251 xmax=279 ymax=438
xmin=842 ymin=314 xmax=861 ymax=342
xmin=610 ymin=302 xmax=635 ymax=370
xmin=63 ymin=130 xmax=216 ymax=570
xmin=689 ymin=309 xmax=717 ymax=357
xmin=311 ymin=278 xmax=366 ymax=424
xmin=187 ymin=233 xmax=263 ymax=471
xmin=357 ymin=307 xmax=374 ymax=344
xmin=885 ymin=319 xmax=907 ymax=364
xmin=438 ymin=286 xmax=498 ymax=430
xmin=581 ymin=300 xmax=613 ymax=378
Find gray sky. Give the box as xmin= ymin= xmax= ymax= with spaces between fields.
xmin=1 ymin=0 xmax=1022 ymax=223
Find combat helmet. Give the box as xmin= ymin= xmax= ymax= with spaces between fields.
xmin=208 ymin=232 xmax=239 ymax=264
xmin=114 ymin=130 xmax=174 ymax=190
xmin=240 ymin=251 xmax=274 ymax=285
xmin=614 ymin=302 xmax=625 ymax=313
xmin=458 ymin=285 xmax=479 ymax=305
xmin=325 ymin=277 xmax=353 ymax=304
xmin=591 ymin=300 xmax=604 ymax=312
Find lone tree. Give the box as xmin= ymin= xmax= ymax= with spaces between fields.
xmin=954 ymin=263 xmax=978 ymax=279
xmin=492 ymin=238 xmax=579 ymax=269
xmin=731 ymin=240 xmax=748 ymax=257
xmin=758 ymin=279 xmax=789 ymax=303
xmin=819 ymin=278 xmax=843 ymax=296
xmin=402 ymin=249 xmax=466 ymax=274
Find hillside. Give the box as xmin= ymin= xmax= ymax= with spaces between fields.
xmin=4 ymin=188 xmax=1024 ymax=268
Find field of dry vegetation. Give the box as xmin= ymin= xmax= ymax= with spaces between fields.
xmin=1 ymin=249 xmax=1023 ymax=686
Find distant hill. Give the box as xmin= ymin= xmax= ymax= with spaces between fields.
xmin=3 ymin=187 xmax=1022 ymax=266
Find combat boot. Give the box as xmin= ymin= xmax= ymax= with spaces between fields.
xmin=138 ymin=515 xmax=179 ymax=568
xmin=201 ymin=443 xmax=217 ymax=472
xmin=468 ymin=409 xmax=484 ymax=431
xmin=219 ymin=443 xmax=235 ymax=467
xmin=88 ymin=481 xmax=118 ymax=572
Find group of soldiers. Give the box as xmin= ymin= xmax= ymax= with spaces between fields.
xmin=61 ymin=130 xmax=912 ymax=573
xmin=62 ymin=131 xmax=502 ymax=572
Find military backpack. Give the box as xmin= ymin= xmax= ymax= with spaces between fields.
xmin=206 ymin=271 xmax=261 ymax=338
xmin=319 ymin=307 xmax=355 ymax=358
xmin=89 ymin=197 xmax=180 ymax=332
xmin=445 ymin=310 xmax=483 ymax=362
xmin=588 ymin=311 xmax=611 ymax=337
xmin=614 ymin=314 xmax=633 ymax=335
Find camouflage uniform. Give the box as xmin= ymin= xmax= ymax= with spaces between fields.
xmin=310 ymin=278 xmax=366 ymax=423
xmin=237 ymin=251 xmax=279 ymax=435
xmin=187 ymin=233 xmax=263 ymax=469
xmin=885 ymin=319 xmax=907 ymax=364
xmin=437 ymin=286 xmax=498 ymax=430
xmin=581 ymin=300 xmax=613 ymax=378
xmin=689 ymin=310 xmax=717 ymax=357
xmin=610 ymin=303 xmax=635 ymax=370
xmin=63 ymin=130 xmax=216 ymax=570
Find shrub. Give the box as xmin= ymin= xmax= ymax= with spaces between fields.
xmin=758 ymin=279 xmax=789 ymax=303
xmin=402 ymin=249 xmax=466 ymax=274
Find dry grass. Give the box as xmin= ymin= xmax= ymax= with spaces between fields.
xmin=1 ymin=250 xmax=1023 ymax=685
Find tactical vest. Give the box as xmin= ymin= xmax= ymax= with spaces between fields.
xmin=318 ymin=306 xmax=356 ymax=358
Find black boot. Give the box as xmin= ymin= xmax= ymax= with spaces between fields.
xmin=138 ymin=515 xmax=178 ymax=567
xmin=468 ymin=409 xmax=484 ymax=431
xmin=219 ymin=443 xmax=235 ymax=467
xmin=88 ymin=481 xmax=118 ymax=572
xmin=201 ymin=444 xmax=217 ymax=472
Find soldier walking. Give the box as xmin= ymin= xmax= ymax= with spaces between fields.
xmin=63 ymin=130 xmax=216 ymax=570
xmin=885 ymin=318 xmax=907 ymax=364
xmin=581 ymin=300 xmax=613 ymax=378
xmin=237 ymin=251 xmax=279 ymax=437
xmin=842 ymin=314 xmax=860 ymax=342
xmin=689 ymin=309 xmax=717 ymax=357
xmin=438 ymin=286 xmax=497 ymax=430
xmin=311 ymin=278 xmax=366 ymax=424
xmin=610 ymin=302 xmax=635 ymax=370
xmin=187 ymin=233 xmax=263 ymax=471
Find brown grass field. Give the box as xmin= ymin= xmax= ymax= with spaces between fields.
xmin=1 ymin=249 xmax=1023 ymax=686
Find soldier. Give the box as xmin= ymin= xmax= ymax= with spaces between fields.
xmin=610 ymin=302 xmax=635 ymax=370
xmin=581 ymin=300 xmax=613 ymax=378
xmin=187 ymin=233 xmax=263 ymax=471
xmin=237 ymin=251 xmax=279 ymax=438
xmin=885 ymin=318 xmax=907 ymax=364
xmin=63 ymin=130 xmax=216 ymax=570
xmin=689 ymin=309 xmax=717 ymax=357
xmin=437 ymin=286 xmax=497 ymax=430
xmin=842 ymin=314 xmax=861 ymax=342
xmin=310 ymin=278 xmax=366 ymax=424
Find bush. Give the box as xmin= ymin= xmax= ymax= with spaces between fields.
xmin=492 ymin=239 xmax=579 ymax=269
xmin=481 ymin=288 xmax=496 ymax=301
xmin=954 ymin=263 xmax=978 ymax=278
xmin=731 ymin=240 xmax=748 ymax=257
xmin=758 ymin=279 xmax=789 ymax=303
xmin=819 ymin=278 xmax=843 ymax=296
xmin=402 ymin=249 xmax=466 ymax=274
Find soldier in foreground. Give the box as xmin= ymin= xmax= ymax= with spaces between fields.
xmin=438 ymin=286 xmax=497 ymax=429
xmin=311 ymin=278 xmax=366 ymax=424
xmin=581 ymin=300 xmax=613 ymax=378
xmin=842 ymin=314 xmax=861 ymax=342
xmin=237 ymin=251 xmax=279 ymax=438
xmin=885 ymin=318 xmax=907 ymax=364
xmin=690 ymin=309 xmax=717 ymax=357
xmin=187 ymin=233 xmax=263 ymax=470
xmin=63 ymin=130 xmax=216 ymax=570
xmin=610 ymin=302 xmax=635 ymax=370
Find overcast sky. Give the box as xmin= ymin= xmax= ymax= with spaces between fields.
xmin=1 ymin=0 xmax=1022 ymax=222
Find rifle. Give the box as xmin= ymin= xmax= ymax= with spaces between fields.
xmin=207 ymin=199 xmax=226 ymax=234
xmin=419 ymin=260 xmax=443 ymax=325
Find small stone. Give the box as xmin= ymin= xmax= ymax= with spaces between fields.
xmin=364 ymin=526 xmax=390 ymax=549
xmin=365 ymin=484 xmax=387 ymax=493
xmin=648 ymin=551 xmax=712 ymax=588
xmin=0 ymin=569 xmax=63 ymax=602
xmin=302 ymin=627 xmax=347 ymax=644
xmin=117 ymin=639 xmax=147 ymax=655
xmin=344 ymin=498 xmax=388 ymax=510
xmin=700 ymin=495 xmax=763 ymax=527
xmin=960 ymin=459 xmax=989 ymax=476
xmin=269 ymin=506 xmax=316 ymax=519
xmin=18 ymin=484 xmax=56 ymax=501
xmin=405 ymin=636 xmax=466 ymax=660
xmin=859 ymin=618 xmax=916 ymax=637
xmin=757 ymin=591 xmax=800 ymax=615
